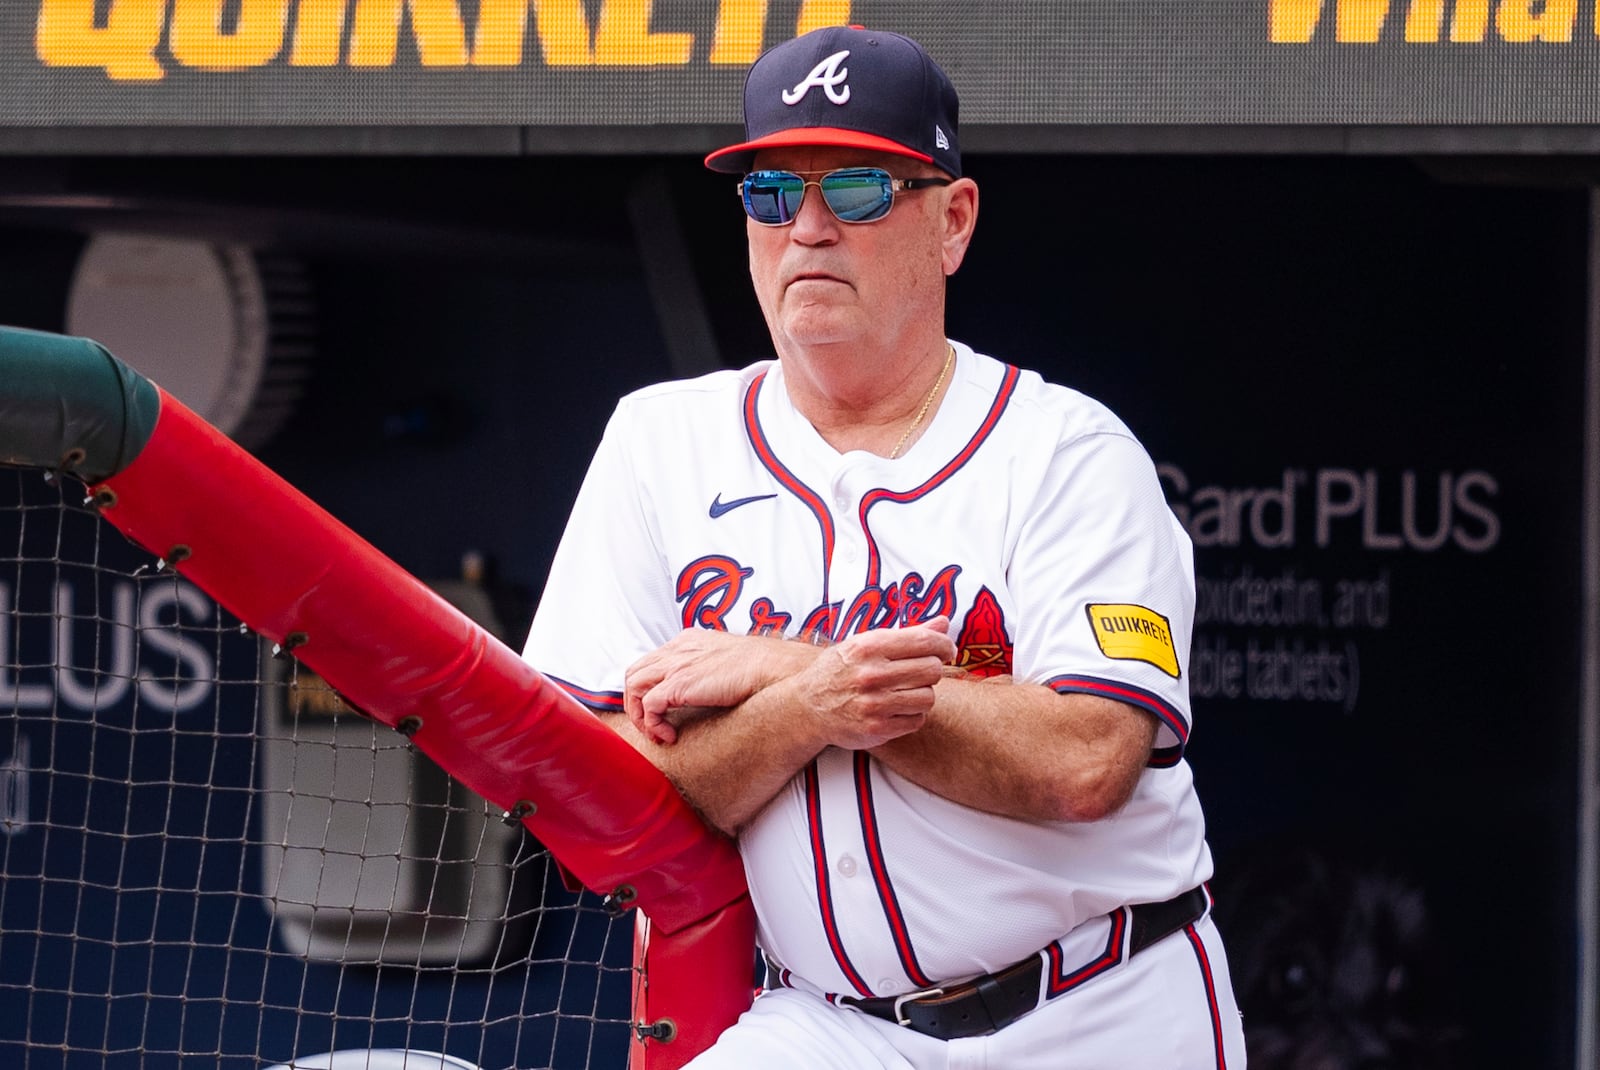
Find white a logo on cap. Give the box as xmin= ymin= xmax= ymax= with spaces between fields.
xmin=935 ymin=126 xmax=950 ymax=150
xmin=782 ymin=50 xmax=851 ymax=106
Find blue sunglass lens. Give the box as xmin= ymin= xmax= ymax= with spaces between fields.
xmin=743 ymin=172 xmax=805 ymax=224
xmin=742 ymin=169 xmax=895 ymax=224
xmin=818 ymin=169 xmax=895 ymax=222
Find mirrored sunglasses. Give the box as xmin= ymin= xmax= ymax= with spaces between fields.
xmin=738 ymin=167 xmax=953 ymax=226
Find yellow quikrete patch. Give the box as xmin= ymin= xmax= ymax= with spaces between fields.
xmin=1085 ymin=604 xmax=1180 ymax=678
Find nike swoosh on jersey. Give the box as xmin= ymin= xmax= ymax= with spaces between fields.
xmin=709 ymin=492 xmax=778 ymax=518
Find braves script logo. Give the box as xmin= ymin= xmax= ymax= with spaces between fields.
xmin=782 ymin=48 xmax=851 ymax=105
xmin=676 ymin=557 xmax=1013 ymax=675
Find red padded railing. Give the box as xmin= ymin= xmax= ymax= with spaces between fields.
xmin=74 ymin=378 xmax=754 ymax=1068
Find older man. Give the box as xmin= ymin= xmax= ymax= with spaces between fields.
xmin=524 ymin=25 xmax=1245 ymax=1070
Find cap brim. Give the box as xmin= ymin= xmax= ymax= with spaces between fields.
xmin=704 ymin=127 xmax=935 ymax=173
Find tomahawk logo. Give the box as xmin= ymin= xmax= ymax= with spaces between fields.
xmin=782 ymin=49 xmax=851 ymax=105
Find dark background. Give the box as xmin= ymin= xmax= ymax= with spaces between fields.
xmin=0 ymin=152 xmax=1589 ymax=1068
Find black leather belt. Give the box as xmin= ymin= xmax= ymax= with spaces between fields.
xmin=841 ymin=886 xmax=1209 ymax=1041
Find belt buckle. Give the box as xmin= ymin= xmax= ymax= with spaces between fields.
xmin=891 ymin=985 xmax=946 ymax=1027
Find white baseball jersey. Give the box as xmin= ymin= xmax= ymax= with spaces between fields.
xmin=524 ymin=342 xmax=1214 ymax=1003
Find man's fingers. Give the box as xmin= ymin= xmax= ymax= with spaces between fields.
xmin=884 ymin=655 xmax=953 ymax=690
xmin=622 ymin=654 xmax=665 ymax=730
xmin=638 ymin=688 xmax=681 ymax=745
xmin=837 ymin=651 xmax=951 ymax=693
xmin=900 ymin=694 xmax=934 ymax=722
xmin=623 ymin=690 xmax=646 ymax=730
xmin=641 ymin=682 xmax=676 ymax=720
xmin=916 ymin=616 xmax=958 ymax=660
xmin=844 ymin=624 xmax=957 ymax=664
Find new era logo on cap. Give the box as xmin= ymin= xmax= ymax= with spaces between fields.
xmin=705 ymin=26 xmax=961 ymax=178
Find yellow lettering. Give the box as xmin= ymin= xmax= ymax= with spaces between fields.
xmin=709 ymin=0 xmax=764 ymax=65
xmin=1268 ymin=0 xmax=1390 ymax=41
xmin=35 ymin=0 xmax=166 ymax=81
xmin=709 ymin=0 xmax=848 ymax=65
xmin=472 ymin=0 xmax=593 ymax=66
xmin=1404 ymin=0 xmax=1446 ymax=40
xmin=1496 ymin=0 xmax=1577 ymax=40
xmin=409 ymin=0 xmax=467 ymax=62
xmin=795 ymin=0 xmax=849 ymax=36
xmin=1269 ymin=0 xmax=1325 ymax=41
xmin=289 ymin=0 xmax=347 ymax=65
xmin=1449 ymin=0 xmax=1490 ymax=39
xmin=594 ymin=0 xmax=691 ymax=64
xmin=348 ymin=0 xmax=468 ymax=66
xmin=1336 ymin=0 xmax=1390 ymax=40
xmin=347 ymin=0 xmax=398 ymax=64
xmin=1266 ymin=0 xmax=1541 ymax=42
xmin=169 ymin=0 xmax=288 ymax=69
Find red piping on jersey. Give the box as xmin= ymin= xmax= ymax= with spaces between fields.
xmin=853 ymin=752 xmax=935 ymax=988
xmin=1184 ymin=922 xmax=1229 ymax=1069
xmin=1045 ymin=674 xmax=1190 ymax=751
xmin=1147 ymin=744 xmax=1184 ymax=769
xmin=860 ymin=363 xmax=1021 ymax=588
xmin=1045 ymin=905 xmax=1129 ymax=996
xmin=744 ymin=373 xmax=835 ymax=605
xmin=548 ymin=675 xmax=624 ymax=712
xmin=805 ymin=760 xmax=875 ymax=997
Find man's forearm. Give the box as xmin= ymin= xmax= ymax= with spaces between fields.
xmin=868 ymin=680 xmax=1158 ymax=823
xmin=601 ymin=674 xmax=826 ymax=836
xmin=615 ymin=621 xmax=956 ymax=833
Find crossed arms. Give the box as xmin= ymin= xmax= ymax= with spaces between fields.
xmin=601 ymin=619 xmax=1158 ymax=837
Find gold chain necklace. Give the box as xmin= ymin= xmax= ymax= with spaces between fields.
xmin=888 ymin=343 xmax=955 ymax=460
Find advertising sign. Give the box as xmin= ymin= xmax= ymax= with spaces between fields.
xmin=3 ymin=1 xmax=1600 ymax=128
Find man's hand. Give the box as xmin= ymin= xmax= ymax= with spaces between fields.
xmin=624 ymin=618 xmax=957 ymax=747
xmin=790 ymin=617 xmax=956 ymax=750
xmin=625 ymin=629 xmax=819 ymax=744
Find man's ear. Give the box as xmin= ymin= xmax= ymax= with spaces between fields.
xmin=941 ymin=178 xmax=979 ymax=276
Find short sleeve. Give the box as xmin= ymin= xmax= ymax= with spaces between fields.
xmin=522 ymin=398 xmax=682 ymax=712
xmin=1008 ymin=429 xmax=1196 ymax=755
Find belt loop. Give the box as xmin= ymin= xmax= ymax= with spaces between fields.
xmin=972 ymin=973 xmax=1011 ymax=1030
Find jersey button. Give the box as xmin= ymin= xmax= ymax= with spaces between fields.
xmin=836 ymin=854 xmax=858 ymax=878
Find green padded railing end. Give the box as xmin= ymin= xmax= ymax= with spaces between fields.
xmin=0 ymin=326 xmax=162 ymax=483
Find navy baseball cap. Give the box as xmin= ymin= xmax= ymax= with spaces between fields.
xmin=704 ymin=26 xmax=961 ymax=178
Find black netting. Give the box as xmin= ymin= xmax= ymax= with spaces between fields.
xmin=1 ymin=467 xmax=631 ymax=1070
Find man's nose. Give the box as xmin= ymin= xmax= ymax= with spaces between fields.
xmin=789 ymin=182 xmax=841 ymax=243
